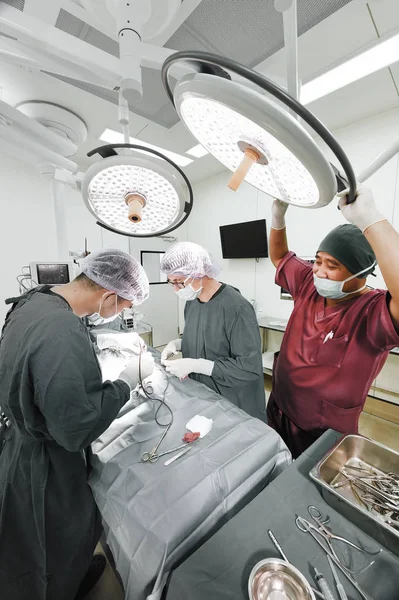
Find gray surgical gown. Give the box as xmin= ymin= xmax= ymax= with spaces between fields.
xmin=0 ymin=287 xmax=130 ymax=600
xmin=182 ymin=284 xmax=266 ymax=421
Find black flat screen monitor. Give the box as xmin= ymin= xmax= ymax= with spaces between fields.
xmin=220 ymin=219 xmax=268 ymax=259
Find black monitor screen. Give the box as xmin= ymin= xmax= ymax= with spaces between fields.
xmin=36 ymin=264 xmax=70 ymax=285
xmin=220 ymin=219 xmax=268 ymax=259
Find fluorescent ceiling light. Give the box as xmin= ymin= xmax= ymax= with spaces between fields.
xmin=99 ymin=128 xmax=193 ymax=167
xmin=301 ymin=32 xmax=399 ymax=105
xmin=186 ymin=143 xmax=208 ymax=158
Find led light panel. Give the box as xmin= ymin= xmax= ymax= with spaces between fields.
xmin=181 ymin=97 xmax=318 ymax=205
xmin=174 ymin=74 xmax=337 ymax=208
xmin=82 ymin=153 xmax=189 ymax=236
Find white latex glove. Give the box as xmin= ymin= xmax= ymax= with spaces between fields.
xmin=118 ymin=352 xmax=155 ymax=390
xmin=338 ymin=186 xmax=387 ymax=233
xmin=164 ymin=358 xmax=214 ymax=380
xmin=161 ymin=338 xmax=182 ymax=363
xmin=271 ymin=198 xmax=289 ymax=230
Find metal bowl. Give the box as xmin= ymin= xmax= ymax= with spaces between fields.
xmin=248 ymin=558 xmax=316 ymax=600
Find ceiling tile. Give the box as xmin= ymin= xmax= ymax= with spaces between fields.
xmin=257 ymin=1 xmax=379 ymax=82
xmin=166 ymin=0 xmax=354 ymax=67
xmin=309 ymin=68 xmax=399 ymax=131
xmin=367 ymin=0 xmax=399 ymax=37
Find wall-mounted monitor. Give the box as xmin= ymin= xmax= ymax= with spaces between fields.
xmin=219 ymin=219 xmax=268 ymax=259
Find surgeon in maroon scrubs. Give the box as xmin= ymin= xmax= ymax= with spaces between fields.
xmin=268 ymin=187 xmax=399 ymax=458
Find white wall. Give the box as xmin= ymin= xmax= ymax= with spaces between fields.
xmin=0 ymin=153 xmax=58 ymax=325
xmin=187 ymin=106 xmax=399 ymax=321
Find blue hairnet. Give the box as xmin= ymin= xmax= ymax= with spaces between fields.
xmin=160 ymin=242 xmax=221 ymax=279
xmin=80 ymin=249 xmax=149 ymax=304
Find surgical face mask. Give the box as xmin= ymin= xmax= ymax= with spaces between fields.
xmin=313 ymin=262 xmax=376 ymax=300
xmin=88 ymin=293 xmax=119 ymax=325
xmin=176 ymin=277 xmax=203 ymax=301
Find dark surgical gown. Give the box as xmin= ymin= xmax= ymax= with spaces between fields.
xmin=182 ymin=284 xmax=266 ymax=421
xmin=0 ymin=287 xmax=130 ymax=600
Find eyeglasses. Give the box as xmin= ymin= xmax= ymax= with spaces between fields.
xmin=167 ymin=279 xmax=187 ymax=289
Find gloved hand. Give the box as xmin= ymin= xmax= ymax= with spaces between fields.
xmin=161 ymin=338 xmax=182 ymax=363
xmin=118 ymin=352 xmax=155 ymax=390
xmin=339 ymin=186 xmax=387 ymax=233
xmin=164 ymin=358 xmax=214 ymax=380
xmin=271 ymin=198 xmax=289 ymax=230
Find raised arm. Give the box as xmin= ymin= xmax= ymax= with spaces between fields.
xmin=269 ymin=199 xmax=290 ymax=268
xmin=339 ymin=187 xmax=399 ymax=329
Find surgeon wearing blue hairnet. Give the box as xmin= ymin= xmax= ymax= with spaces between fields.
xmin=161 ymin=242 xmax=266 ymax=422
xmin=0 ymin=249 xmax=153 ymax=600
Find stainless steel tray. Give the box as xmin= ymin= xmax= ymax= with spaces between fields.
xmin=310 ymin=434 xmax=399 ymax=556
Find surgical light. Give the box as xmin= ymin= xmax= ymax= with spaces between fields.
xmin=162 ymin=52 xmax=359 ymax=207
xmin=81 ymin=143 xmax=193 ymax=238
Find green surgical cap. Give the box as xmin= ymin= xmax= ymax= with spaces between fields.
xmin=318 ymin=224 xmax=376 ymax=277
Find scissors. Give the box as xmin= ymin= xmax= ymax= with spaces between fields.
xmin=299 ymin=506 xmax=379 ymax=573
xmin=141 ymin=424 xmax=171 ymax=463
xmin=141 ymin=441 xmax=191 ymax=463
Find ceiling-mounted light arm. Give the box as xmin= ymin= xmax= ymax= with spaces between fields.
xmin=0 ymin=3 xmax=193 ymax=91
xmin=118 ymin=90 xmax=130 ymax=145
xmin=162 ymin=50 xmax=357 ymax=204
xmin=115 ymin=0 xmax=152 ymax=103
xmin=274 ymin=0 xmax=299 ymax=103
xmin=357 ymin=137 xmax=399 ymax=185
xmin=0 ymin=4 xmax=122 ymax=87
xmin=0 ymin=34 xmax=119 ymax=92
xmin=0 ymin=124 xmax=78 ymax=172
xmin=0 ymin=99 xmax=77 ymax=156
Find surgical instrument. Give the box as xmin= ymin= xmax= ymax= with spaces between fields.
xmin=141 ymin=424 xmax=172 ymax=463
xmin=141 ymin=441 xmax=196 ymax=463
xmin=296 ymin=516 xmax=375 ymax=600
xmin=327 ymin=555 xmax=348 ymax=600
xmin=268 ymin=530 xmax=325 ymax=600
xmin=314 ymin=567 xmax=335 ymax=600
xmin=164 ymin=445 xmax=192 ymax=466
xmin=267 ymin=530 xmax=289 ymax=563
xmin=307 ymin=505 xmax=379 ymax=570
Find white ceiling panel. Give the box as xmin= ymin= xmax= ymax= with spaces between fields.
xmin=166 ymin=0 xmax=354 ymax=68
xmin=23 ymin=0 xmax=61 ymax=24
xmin=368 ymin=0 xmax=399 ymax=37
xmin=389 ymin=62 xmax=399 ymax=93
xmin=308 ymin=68 xmax=399 ymax=131
xmin=369 ymin=0 xmax=399 ymax=93
xmin=256 ymin=1 xmax=379 ymax=83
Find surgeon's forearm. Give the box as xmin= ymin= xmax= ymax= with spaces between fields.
xmin=364 ymin=220 xmax=399 ymax=302
xmin=269 ymin=227 xmax=289 ymax=268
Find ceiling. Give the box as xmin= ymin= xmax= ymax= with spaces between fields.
xmin=0 ymin=0 xmax=399 ymax=183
